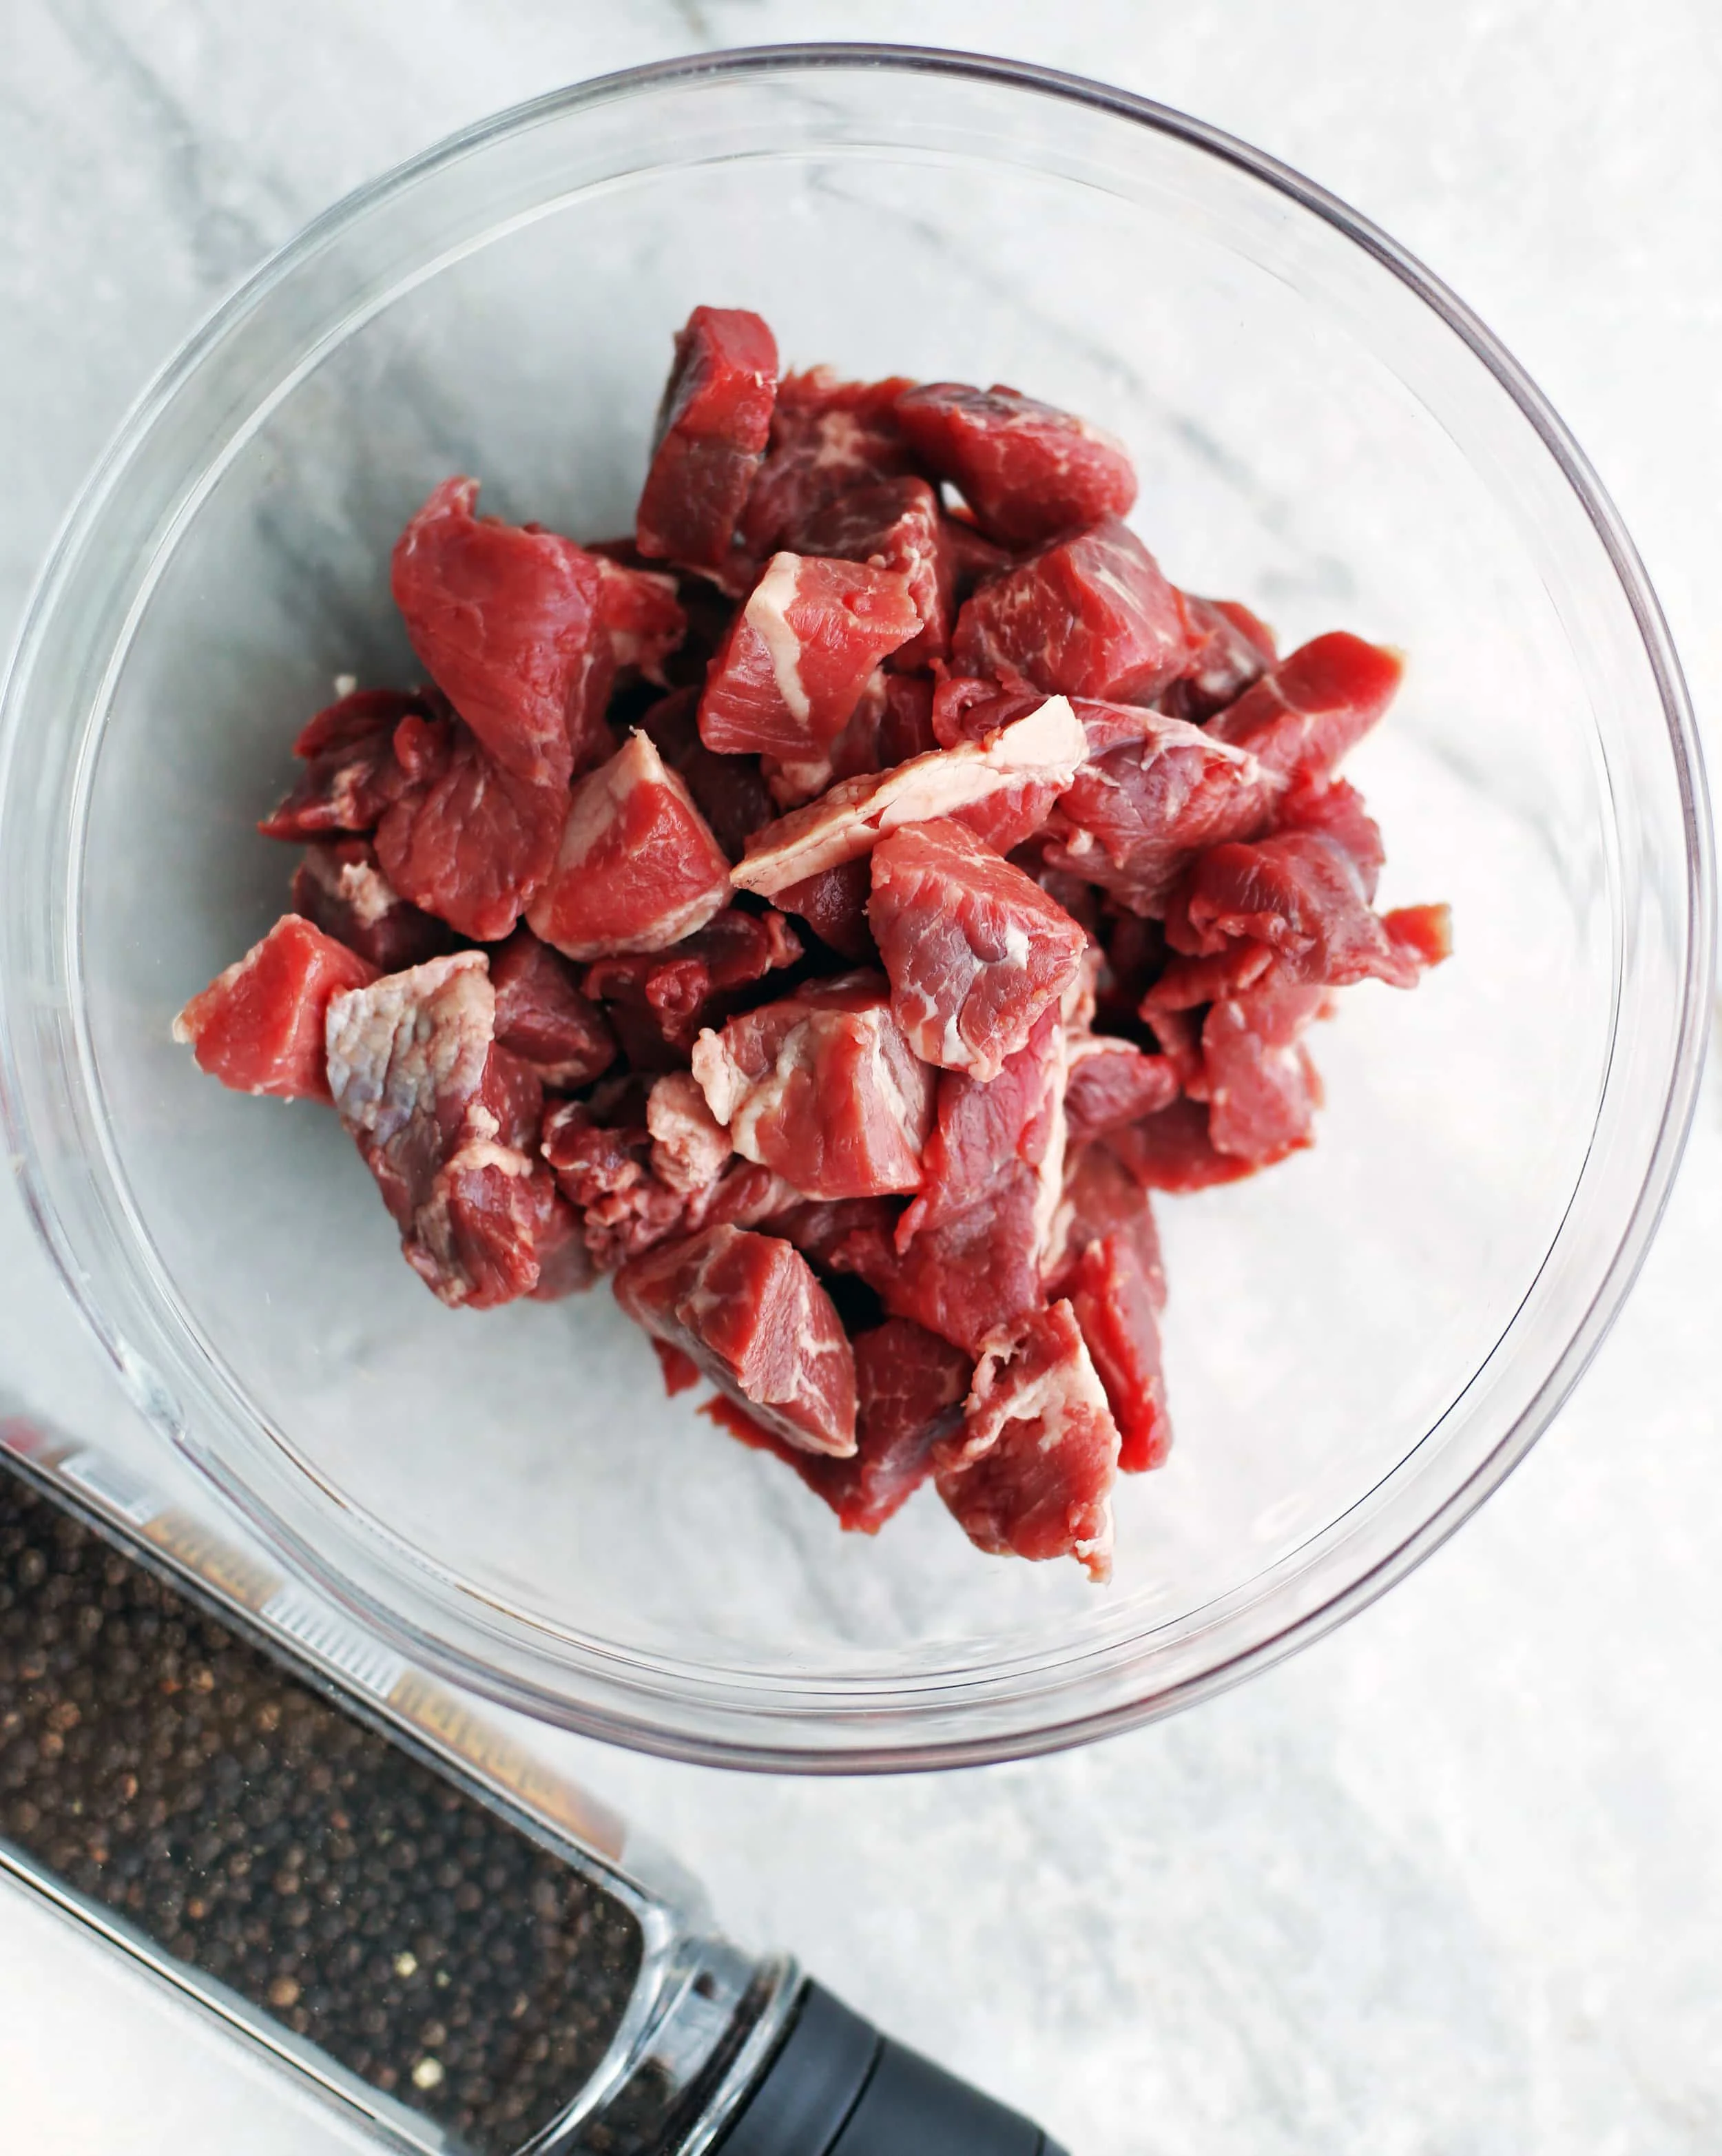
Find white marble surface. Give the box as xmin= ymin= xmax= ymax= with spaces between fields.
xmin=3 ymin=4 xmax=1721 ymax=2151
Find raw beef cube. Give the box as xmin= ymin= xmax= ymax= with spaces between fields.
xmin=1045 ymin=709 xmax=1283 ymax=916
xmin=1105 ymin=1097 xmax=1261 ymax=1193
xmin=583 ymin=906 xmax=802 ymax=1056
xmin=527 ymin=730 xmax=732 ymax=962
xmin=934 ymin=1301 xmax=1120 ymax=1581
xmin=772 ymin=857 xmax=877 ymax=962
xmin=1067 ymin=1230 xmax=1171 ymax=1473
xmin=732 ymin=696 xmax=1088 ymax=898
xmin=896 ymin=1004 xmax=1066 ymax=1256
xmin=951 ymin=519 xmax=1196 ymax=703
xmin=258 ymin=687 xmax=421 ymax=841
xmin=406 ymin=1141 xmax=563 ymax=1311
xmin=392 ymin=478 xmax=626 ymax=788
xmin=1202 ymin=977 xmax=1327 ymax=1165
xmin=289 ymin=839 xmax=450 ymax=971
xmin=174 ymin=914 xmax=377 ymax=1103
xmin=793 ymin=477 xmax=951 ymax=663
xmin=697 ymin=553 xmax=922 ymax=761
xmin=592 ymin=554 xmax=686 ymax=685
xmin=325 ymin=951 xmax=561 ymax=1307
xmin=489 ymin=926 xmax=617 ymax=1089
xmin=541 ymin=1097 xmax=687 ymax=1270
xmin=1382 ymin=903 xmax=1453 ymax=969
xmin=1139 ymin=941 xmax=1277 ymax=1022
xmin=833 ymin=1174 xmax=1046 ymax=1358
xmin=1156 ymin=594 xmax=1276 ymax=723
xmin=739 ymin=367 xmax=917 ymax=558
xmin=727 ymin=1318 xmax=972 ymax=1533
xmin=1168 ymin=829 xmax=1421 ymax=988
xmin=1275 ymin=772 xmax=1385 ymax=898
xmin=1045 ymin=1137 xmax=1165 ymax=1291
xmin=530 ymin=1192 xmax=597 ymax=1300
xmin=636 ymin=306 xmax=780 ymax=574
xmin=645 ymin=1071 xmax=734 ymax=1195
xmin=614 ymin=1224 xmax=858 ymax=1456
xmin=1208 ymin=631 xmax=1402 ymax=782
xmin=325 ymin=951 xmax=494 ymax=1214
xmin=893 ymin=382 xmax=1137 ymax=546
xmin=640 ymin=685 xmax=776 ymax=861
xmin=1064 ymin=1033 xmax=1179 ymax=1142
xmin=941 ymin=512 xmax=1017 ymax=602
xmin=691 ymin=973 xmax=934 ymax=1201
xmin=375 ymin=709 xmax=567 ymax=942
xmin=867 ymin=819 xmax=1088 ymax=1081
xmin=853 ymin=1007 xmax=1067 ymax=1355
xmin=878 ymin=673 xmax=939 ymax=765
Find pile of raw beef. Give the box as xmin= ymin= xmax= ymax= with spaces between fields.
xmin=176 ymin=306 xmax=1448 ymax=1581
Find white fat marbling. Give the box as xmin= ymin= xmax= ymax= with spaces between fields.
xmin=3 ymin=4 xmax=1722 ymax=2153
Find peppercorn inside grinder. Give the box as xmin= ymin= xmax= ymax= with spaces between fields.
xmin=0 ymin=1417 xmax=1063 ymax=2155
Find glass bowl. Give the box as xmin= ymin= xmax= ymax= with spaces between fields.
xmin=0 ymin=47 xmax=1710 ymax=1770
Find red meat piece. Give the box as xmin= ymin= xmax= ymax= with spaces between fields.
xmin=724 ymin=1319 xmax=972 ymax=1533
xmin=1383 ymin=904 xmax=1453 ymax=969
xmin=941 ymin=512 xmax=1017 ymax=601
xmin=1168 ymin=830 xmax=1421 ymax=988
xmin=639 ymin=685 xmax=775 ymax=862
xmin=739 ymin=367 xmax=917 ymax=559
xmin=868 ymin=819 xmax=1088 ymax=1081
xmin=793 ymin=477 xmax=951 ymax=664
xmin=1045 ymin=710 xmax=1283 ymax=915
xmin=951 ymin=519 xmax=1196 ymax=704
xmin=408 ymin=1144 xmax=563 ymax=1311
xmin=592 ymin=554 xmax=686 ymax=688
xmin=1140 ymin=941 xmax=1276 ymax=1022
xmin=530 ymin=1193 xmax=597 ymax=1301
xmin=934 ymin=1301 xmax=1120 ymax=1581
xmin=690 ymin=973 xmax=934 ymax=1201
xmin=173 ymin=914 xmax=377 ymax=1103
xmin=697 ymin=552 xmax=922 ymax=761
xmin=489 ymin=926 xmax=617 ymax=1089
xmin=835 ymin=1177 xmax=1045 ymax=1359
xmin=1067 ymin=1231 xmax=1171 ymax=1473
xmin=1201 ymin=977 xmax=1326 ymax=1165
xmin=1208 ymin=631 xmax=1402 ymax=782
xmin=374 ymin=711 xmax=566 ymax=942
xmin=1156 ymin=594 xmax=1276 ymax=723
xmin=614 ymin=1224 xmax=858 ymax=1457
xmin=289 ymin=839 xmax=450 ymax=972
xmin=583 ymin=905 xmax=802 ymax=1056
xmin=822 ymin=1010 xmax=1065 ymax=1356
xmin=771 ymin=857 xmax=876 ymax=963
xmin=731 ymin=696 xmax=1088 ymax=900
xmin=1106 ymin=1097 xmax=1262 ymax=1193
xmin=258 ymin=687 xmax=422 ymax=841
xmin=897 ymin=1004 xmax=1066 ymax=1253
xmin=636 ymin=307 xmax=780 ymax=574
xmin=1064 ymin=1034 xmax=1179 ymax=1142
xmin=1275 ymin=772 xmax=1385 ymax=898
xmin=645 ymin=1071 xmax=734 ymax=1195
xmin=527 ymin=729 xmax=732 ymax=962
xmin=542 ymin=1096 xmax=687 ymax=1271
xmin=893 ymin=383 xmax=1137 ymax=547
xmin=324 ymin=952 xmax=561 ymax=1307
xmin=878 ymin=674 xmax=939 ymax=765
xmin=1047 ymin=1137 xmax=1163 ymax=1287
xmin=392 ymin=478 xmax=630 ymax=788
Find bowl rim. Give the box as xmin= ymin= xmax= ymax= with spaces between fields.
xmin=0 ymin=41 xmax=1712 ymax=1772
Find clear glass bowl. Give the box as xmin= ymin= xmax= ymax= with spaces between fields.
xmin=0 ymin=48 xmax=1710 ymax=1770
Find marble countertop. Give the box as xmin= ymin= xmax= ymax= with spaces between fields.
xmin=3 ymin=4 xmax=1721 ymax=2150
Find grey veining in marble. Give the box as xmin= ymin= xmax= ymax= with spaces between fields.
xmin=2 ymin=5 xmax=1721 ymax=2153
